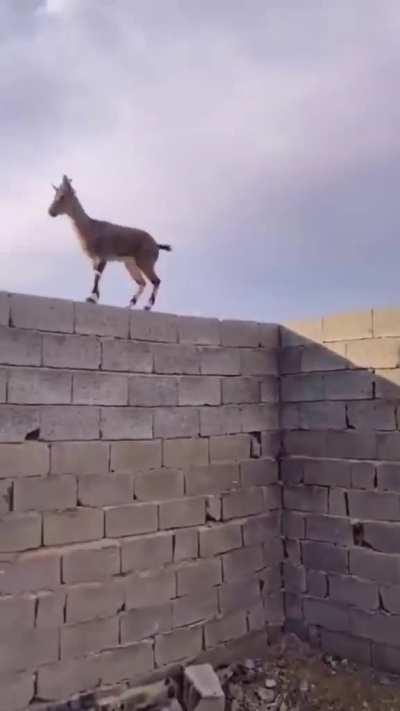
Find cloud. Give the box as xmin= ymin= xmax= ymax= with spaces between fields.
xmin=1 ymin=0 xmax=400 ymax=319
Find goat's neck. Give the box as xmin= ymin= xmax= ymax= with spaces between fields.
xmin=66 ymin=194 xmax=92 ymax=239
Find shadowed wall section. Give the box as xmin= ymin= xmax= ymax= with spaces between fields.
xmin=281 ymin=308 xmax=400 ymax=673
xmin=0 ymin=292 xmax=281 ymax=711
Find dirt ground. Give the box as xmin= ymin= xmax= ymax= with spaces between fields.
xmin=218 ymin=634 xmax=400 ymax=711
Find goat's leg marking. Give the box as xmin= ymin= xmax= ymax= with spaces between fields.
xmin=144 ymin=278 xmax=160 ymax=311
xmin=124 ymin=260 xmax=146 ymax=307
xmin=86 ymin=260 xmax=106 ymax=303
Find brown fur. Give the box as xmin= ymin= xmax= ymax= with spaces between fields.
xmin=48 ymin=175 xmax=171 ymax=309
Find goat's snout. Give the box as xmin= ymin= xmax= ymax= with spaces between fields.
xmin=48 ymin=207 xmax=56 ymax=217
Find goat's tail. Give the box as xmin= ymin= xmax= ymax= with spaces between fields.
xmin=158 ymin=243 xmax=172 ymax=252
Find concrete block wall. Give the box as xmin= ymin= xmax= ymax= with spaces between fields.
xmin=281 ymin=308 xmax=400 ymax=674
xmin=0 ymin=293 xmax=281 ymax=710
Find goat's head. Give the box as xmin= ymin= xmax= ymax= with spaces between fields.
xmin=48 ymin=174 xmax=74 ymax=217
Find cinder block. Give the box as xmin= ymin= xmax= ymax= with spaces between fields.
xmin=130 ymin=311 xmax=178 ymax=342
xmin=121 ymin=531 xmax=173 ymax=573
xmin=377 ymin=463 xmax=400 ymax=491
xmin=199 ymin=522 xmax=242 ymax=557
xmin=200 ymin=405 xmax=241 ymax=436
xmin=178 ymin=316 xmax=220 ymax=346
xmin=205 ymin=610 xmax=247 ymax=648
xmin=0 ymin=627 xmax=58 ymax=674
xmin=75 ymin=302 xmax=129 ymax=338
xmin=284 ymin=485 xmax=328 ymax=513
xmin=362 ymin=521 xmax=400 ymax=554
xmin=258 ymin=566 xmax=285 ymax=594
xmin=375 ymin=367 xmax=400 ymax=398
xmin=283 ymin=431 xmax=326 ymax=458
xmin=173 ymin=589 xmax=218 ymax=627
xmin=260 ymin=376 xmax=279 ymax=403
xmin=36 ymin=656 xmax=100 ymax=701
xmin=125 ymin=570 xmax=176 ymax=609
xmin=0 ymin=671 xmax=34 ymax=711
xmin=110 ymin=440 xmax=162 ymax=472
xmin=73 ymin=371 xmax=128 ymax=405
xmin=61 ymin=616 xmax=118 ymax=660
xmin=218 ymin=578 xmax=260 ymax=614
xmin=154 ymin=407 xmax=199 ymax=438
xmin=220 ymin=320 xmax=260 ymax=348
xmin=304 ymin=459 xmax=351 ymax=487
xmin=35 ymin=590 xmax=65 ymax=628
xmin=100 ymin=407 xmax=153 ymax=440
xmin=185 ymin=462 xmax=239 ymax=496
xmin=281 ymin=373 xmax=324 ymax=402
xmin=280 ymin=347 xmax=302 ymax=375
xmin=222 ymin=377 xmax=259 ymax=404
xmin=285 ymin=592 xmax=302 ymax=620
xmin=99 ymin=640 xmax=154 ymax=685
xmin=321 ymin=629 xmax=372 ymax=666
xmin=174 ymin=528 xmax=198 ymax=562
xmin=222 ymin=488 xmax=265 ymax=520
xmin=380 ymin=585 xmax=400 ymax=614
xmin=326 ymin=484 xmax=346 ymax=514
xmin=306 ymin=514 xmax=353 ymax=545
xmin=371 ymin=641 xmax=400 ymax=674
xmin=301 ymin=342 xmax=347 ymax=372
xmin=51 ymin=441 xmax=109 ymax=474
xmin=302 ymin=540 xmax=348 ymax=573
xmin=283 ymin=510 xmax=305 ymax=539
xmin=351 ymin=461 xmax=376 ymax=489
xmin=184 ymin=663 xmax=225 ymax=711
xmin=324 ymin=370 xmax=374 ymax=400
xmin=0 ymin=479 xmax=12 ymax=513
xmin=0 ymin=594 xmax=35 ymax=631
xmin=66 ymin=581 xmax=124 ymax=623
xmin=14 ymin=475 xmax=76 ymax=512
xmin=135 ymin=468 xmax=184 ymax=501
xmin=329 ymin=574 xmax=378 ymax=610
xmin=306 ymin=570 xmax=327 ymax=598
xmin=0 ymin=512 xmax=41 ymax=553
xmin=105 ymin=502 xmax=157 ymax=538
xmin=299 ymin=401 xmax=346 ymax=430
xmin=241 ymin=403 xmax=279 ymax=432
xmin=261 ymin=431 xmax=281 ymax=458
xmin=163 ymin=438 xmax=209 ymax=468
xmin=323 ymin=309 xmax=373 ymax=341
xmin=41 ymin=405 xmax=100 ymax=440
xmin=179 ymin=376 xmax=221 ymax=406
xmin=222 ymin=545 xmax=264 ymax=582
xmin=153 ymin=343 xmax=200 ymax=374
xmin=350 ymin=608 xmax=400 ymax=647
xmin=120 ymin=603 xmax=173 ymax=643
xmin=0 ymin=368 xmax=5 ymax=403
xmin=10 ymin=293 xmax=74 ymax=333
xmin=0 ymin=549 xmax=60 ymax=594
xmin=209 ymin=434 xmax=250 ymax=462
xmin=264 ymin=590 xmax=284 ymax=625
xmin=258 ymin=323 xmax=279 ymax=348
xmin=177 ymin=558 xmax=222 ymax=595
xmin=281 ymin=403 xmax=299 ymax=430
xmin=281 ymin=458 xmax=305 ymax=485
xmin=200 ymin=347 xmax=240 ymax=376
xmin=304 ymin=597 xmax=349 ymax=632
xmin=155 ymin=625 xmax=203 ymax=665
xmin=348 ymin=490 xmax=400 ymax=521
xmin=129 ymin=374 xmax=178 ymax=406
xmin=0 ymin=326 xmax=41 ymax=366
xmin=78 ymin=473 xmax=133 ymax=506
xmin=43 ymin=332 xmax=101 ymax=369
xmin=240 ymin=459 xmax=278 ymax=487
xmin=43 ymin=508 xmax=104 ymax=546
xmin=160 ymin=497 xmax=205 ymax=529
xmin=241 ymin=349 xmax=277 ymax=375
xmin=325 ymin=431 xmax=376 ymax=460
xmin=62 ymin=540 xmax=120 ymax=583
xmin=243 ymin=512 xmax=281 ymax=546
xmin=8 ymin=368 xmax=71 ymax=404
xmin=101 ymin=338 xmax=153 ymax=372
xmin=0 ymin=292 xmax=9 ymax=326
xmin=377 ymin=432 xmax=400 ymax=461
xmin=248 ymin=602 xmax=266 ymax=631
xmin=347 ymin=338 xmax=400 ymax=368
xmin=280 ymin=318 xmax=323 ymax=347
xmin=350 ymin=548 xmax=400 ymax=585
xmin=347 ymin=400 xmax=396 ymax=431
xmin=283 ymin=561 xmax=306 ymax=593
xmin=0 ymin=405 xmax=40 ymax=443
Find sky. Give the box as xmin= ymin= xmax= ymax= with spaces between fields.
xmin=1 ymin=0 xmax=400 ymax=323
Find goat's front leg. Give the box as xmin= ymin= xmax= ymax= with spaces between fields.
xmin=86 ymin=259 xmax=107 ymax=304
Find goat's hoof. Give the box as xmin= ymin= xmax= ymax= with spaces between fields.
xmin=86 ymin=297 xmax=97 ymax=304
xmin=144 ymin=305 xmax=152 ymax=311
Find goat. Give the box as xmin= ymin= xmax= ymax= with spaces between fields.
xmin=48 ymin=175 xmax=171 ymax=310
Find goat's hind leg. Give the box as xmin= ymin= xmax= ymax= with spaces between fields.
xmin=124 ymin=259 xmax=146 ymax=308
xmin=140 ymin=262 xmax=161 ymax=311
xmin=86 ymin=259 xmax=106 ymax=304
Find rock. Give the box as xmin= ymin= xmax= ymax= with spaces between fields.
xmin=265 ymin=679 xmax=277 ymax=689
xmin=256 ymin=688 xmax=275 ymax=702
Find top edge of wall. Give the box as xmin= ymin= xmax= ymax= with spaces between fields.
xmin=282 ymin=307 xmax=400 ymax=347
xmin=0 ymin=291 xmax=279 ymax=347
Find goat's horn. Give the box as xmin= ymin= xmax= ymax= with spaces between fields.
xmin=52 ymin=184 xmax=57 ymax=191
